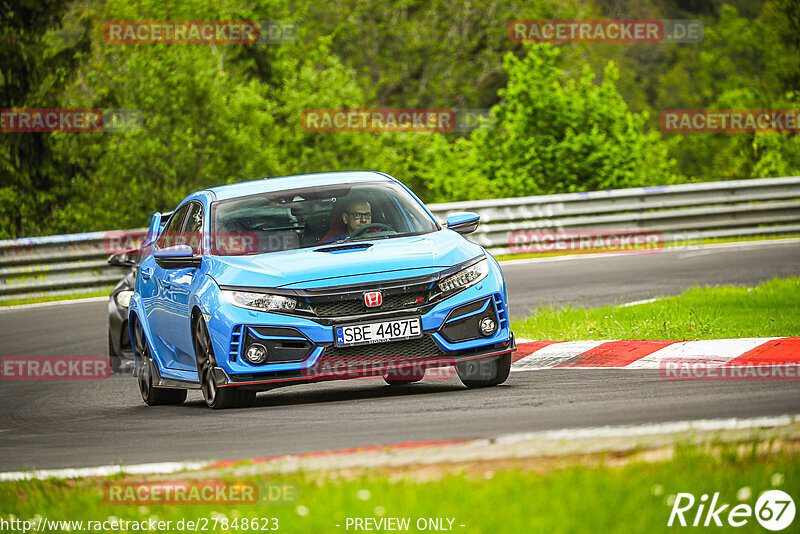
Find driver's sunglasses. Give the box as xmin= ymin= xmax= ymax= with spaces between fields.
xmin=348 ymin=211 xmax=372 ymax=221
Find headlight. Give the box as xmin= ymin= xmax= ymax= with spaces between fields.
xmin=221 ymin=290 xmax=297 ymax=312
xmin=438 ymin=258 xmax=489 ymax=293
xmin=115 ymin=290 xmax=134 ymax=308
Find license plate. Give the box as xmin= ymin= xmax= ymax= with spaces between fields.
xmin=335 ymin=317 xmax=422 ymax=347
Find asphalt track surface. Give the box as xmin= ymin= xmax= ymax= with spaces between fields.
xmin=1 ymin=240 xmax=799 ymax=471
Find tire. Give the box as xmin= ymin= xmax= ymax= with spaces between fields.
xmin=134 ymin=321 xmax=187 ymax=406
xmin=383 ymin=367 xmax=425 ymax=385
xmin=194 ymin=315 xmax=256 ymax=409
xmin=456 ymin=353 xmax=511 ymax=388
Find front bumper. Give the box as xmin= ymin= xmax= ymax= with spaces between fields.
xmin=212 ymin=334 xmax=515 ymax=388
xmin=206 ymin=260 xmax=514 ymax=388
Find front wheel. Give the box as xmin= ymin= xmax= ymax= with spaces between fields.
xmin=134 ymin=321 xmax=187 ymax=405
xmin=194 ymin=315 xmax=256 ymax=409
xmin=456 ymin=353 xmax=511 ymax=388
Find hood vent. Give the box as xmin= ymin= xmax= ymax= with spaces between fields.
xmin=315 ymin=243 xmax=374 ymax=254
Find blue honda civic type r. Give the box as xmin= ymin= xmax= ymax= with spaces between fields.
xmin=130 ymin=171 xmax=516 ymax=408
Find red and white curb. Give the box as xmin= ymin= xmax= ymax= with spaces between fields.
xmin=511 ymin=337 xmax=800 ymax=370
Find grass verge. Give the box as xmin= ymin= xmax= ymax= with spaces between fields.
xmin=511 ymin=276 xmax=800 ymax=341
xmin=0 ymin=439 xmax=796 ymax=533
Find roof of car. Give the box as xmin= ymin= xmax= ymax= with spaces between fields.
xmin=205 ymin=171 xmax=393 ymax=201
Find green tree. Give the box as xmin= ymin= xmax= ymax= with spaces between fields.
xmin=0 ymin=0 xmax=91 ymax=238
xmin=49 ymin=0 xmax=463 ymax=231
xmin=438 ymin=44 xmax=679 ymax=200
xmin=303 ymin=0 xmax=586 ymax=109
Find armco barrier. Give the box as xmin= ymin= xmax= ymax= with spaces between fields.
xmin=1 ymin=176 xmax=799 ymax=301
xmin=0 ymin=231 xmax=133 ymax=300
xmin=427 ymin=176 xmax=800 ymax=255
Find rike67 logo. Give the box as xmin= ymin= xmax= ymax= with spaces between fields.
xmin=668 ymin=490 xmax=795 ymax=530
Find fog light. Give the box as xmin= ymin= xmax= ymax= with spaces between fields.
xmin=244 ymin=343 xmax=268 ymax=364
xmin=479 ymin=317 xmax=497 ymax=336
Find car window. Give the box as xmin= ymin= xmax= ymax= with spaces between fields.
xmin=182 ymin=202 xmax=204 ymax=254
xmin=210 ymin=181 xmax=438 ymax=256
xmin=155 ymin=204 xmax=190 ymax=249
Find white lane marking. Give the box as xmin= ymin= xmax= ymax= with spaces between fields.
xmin=500 ymin=250 xmax=656 ymax=266
xmin=620 ymin=297 xmax=659 ymax=307
xmin=0 ymin=296 xmax=109 ymax=312
xmin=494 ymin=414 xmax=800 ymax=444
xmin=625 ymin=338 xmax=777 ymax=369
xmin=0 ymin=460 xmax=211 ymax=482
xmin=512 ymin=340 xmax=609 ymax=370
xmin=498 ymin=238 xmax=800 ymax=266
xmin=4 ymin=415 xmax=797 ymax=481
xmin=676 ymin=238 xmax=800 ymax=259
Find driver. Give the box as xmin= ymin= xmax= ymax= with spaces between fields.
xmin=322 ymin=198 xmax=376 ymax=243
xmin=342 ymin=199 xmax=372 ymax=235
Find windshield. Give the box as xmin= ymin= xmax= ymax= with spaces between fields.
xmin=210 ymin=181 xmax=439 ymax=256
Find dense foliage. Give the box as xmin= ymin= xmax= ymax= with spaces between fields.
xmin=1 ymin=0 xmax=798 ymax=237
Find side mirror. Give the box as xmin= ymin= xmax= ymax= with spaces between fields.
xmin=154 ymin=245 xmax=201 ymax=269
xmin=108 ymin=251 xmax=137 ymax=268
xmin=142 ymin=212 xmax=163 ymax=247
xmin=446 ymin=212 xmax=480 ymax=235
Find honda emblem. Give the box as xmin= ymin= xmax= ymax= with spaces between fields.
xmin=364 ymin=291 xmax=382 ymax=307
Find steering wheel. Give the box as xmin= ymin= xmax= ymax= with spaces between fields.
xmin=349 ymin=223 xmax=396 ymax=239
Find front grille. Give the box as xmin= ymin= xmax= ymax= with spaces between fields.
xmin=319 ymin=335 xmax=444 ymax=368
xmin=310 ymin=290 xmax=428 ymax=317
